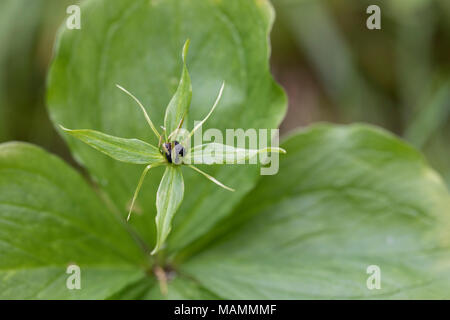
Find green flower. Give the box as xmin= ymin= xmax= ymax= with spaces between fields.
xmin=60 ymin=40 xmax=286 ymax=255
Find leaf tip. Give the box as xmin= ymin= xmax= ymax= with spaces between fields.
xmin=182 ymin=39 xmax=190 ymax=62
xmin=150 ymin=246 xmax=158 ymax=256
xmin=219 ymin=81 xmax=225 ymax=96
xmin=58 ymin=124 xmax=70 ymax=132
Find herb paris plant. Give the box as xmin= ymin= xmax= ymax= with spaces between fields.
xmin=60 ymin=40 xmax=285 ymax=255
xmin=1 ymin=0 xmax=446 ymax=299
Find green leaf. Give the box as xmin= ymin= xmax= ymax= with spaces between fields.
xmin=47 ymin=0 xmax=286 ymax=249
xmin=164 ymin=39 xmax=192 ymax=140
xmin=153 ymin=166 xmax=184 ymax=255
xmin=184 ymin=142 xmax=286 ymax=165
xmin=0 ymin=142 xmax=147 ymax=299
xmin=60 ymin=127 xmax=165 ymax=164
xmin=179 ymin=124 xmax=450 ymax=299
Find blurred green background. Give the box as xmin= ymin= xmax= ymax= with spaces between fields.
xmin=0 ymin=0 xmax=449 ymax=184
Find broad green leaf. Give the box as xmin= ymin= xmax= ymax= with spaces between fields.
xmin=153 ymin=166 xmax=184 ymax=255
xmin=164 ymin=39 xmax=192 ymax=140
xmin=0 ymin=142 xmax=148 ymax=299
xmin=47 ymin=0 xmax=286 ymax=249
xmin=180 ymin=124 xmax=450 ymax=299
xmin=184 ymin=142 xmax=286 ymax=165
xmin=60 ymin=127 xmax=164 ymax=165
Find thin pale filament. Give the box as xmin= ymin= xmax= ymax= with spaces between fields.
xmin=116 ymin=84 xmax=160 ymax=140
xmin=127 ymin=163 xmax=160 ymax=221
xmin=188 ymin=164 xmax=234 ymax=192
xmin=183 ymin=81 xmax=225 ymax=144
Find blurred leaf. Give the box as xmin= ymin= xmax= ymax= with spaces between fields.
xmin=180 ymin=124 xmax=450 ymax=299
xmin=0 ymin=142 xmax=146 ymax=299
xmin=274 ymin=0 xmax=394 ymax=126
xmin=0 ymin=0 xmax=42 ymax=142
xmin=404 ymin=80 xmax=450 ymax=187
xmin=392 ymin=0 xmax=434 ymax=121
xmin=61 ymin=127 xmax=164 ymax=164
xmin=404 ymin=81 xmax=450 ymax=148
xmin=47 ymin=0 xmax=286 ymax=250
xmin=0 ymin=0 xmax=75 ymax=145
xmin=423 ymin=129 xmax=450 ymax=187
